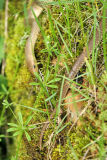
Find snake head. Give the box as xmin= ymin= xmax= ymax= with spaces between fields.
xmin=28 ymin=3 xmax=43 ymax=24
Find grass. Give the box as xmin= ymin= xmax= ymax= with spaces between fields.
xmin=0 ymin=0 xmax=107 ymax=159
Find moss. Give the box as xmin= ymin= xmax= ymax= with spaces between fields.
xmin=51 ymin=126 xmax=89 ymax=160
xmin=5 ymin=1 xmax=46 ymax=158
xmin=51 ymin=121 xmax=102 ymax=160
xmin=5 ymin=4 xmax=49 ymax=157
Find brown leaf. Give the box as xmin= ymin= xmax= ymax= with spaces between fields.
xmin=64 ymin=92 xmax=84 ymax=124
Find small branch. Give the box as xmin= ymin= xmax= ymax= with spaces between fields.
xmin=1 ymin=0 xmax=8 ymax=75
xmin=82 ymin=148 xmax=90 ymax=160
xmin=5 ymin=0 xmax=8 ymax=39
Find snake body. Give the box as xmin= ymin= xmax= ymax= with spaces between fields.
xmin=25 ymin=3 xmax=43 ymax=75
xmin=69 ymin=19 xmax=103 ymax=79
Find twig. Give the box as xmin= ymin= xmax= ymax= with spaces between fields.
xmin=1 ymin=0 xmax=8 ymax=75
xmin=5 ymin=0 xmax=8 ymax=38
xmin=2 ymin=0 xmax=9 ymax=155
xmin=82 ymin=148 xmax=90 ymax=160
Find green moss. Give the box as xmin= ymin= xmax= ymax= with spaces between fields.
xmin=6 ymin=17 xmax=25 ymax=82
xmin=5 ymin=1 xmax=46 ymax=158
xmin=51 ymin=121 xmax=102 ymax=160
xmin=51 ymin=126 xmax=89 ymax=160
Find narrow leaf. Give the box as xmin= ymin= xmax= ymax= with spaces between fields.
xmin=13 ymin=130 xmax=22 ymax=137
xmin=18 ymin=112 xmax=23 ymax=125
xmin=8 ymin=123 xmax=18 ymax=127
xmin=25 ymin=131 xmax=31 ymax=141
xmin=47 ymin=84 xmax=58 ymax=88
xmin=25 ymin=115 xmax=33 ymax=125
xmin=47 ymin=78 xmax=61 ymax=84
xmin=29 ymin=82 xmax=39 ymax=86
xmin=45 ymin=92 xmax=56 ymax=102
xmin=7 ymin=127 xmax=18 ymax=132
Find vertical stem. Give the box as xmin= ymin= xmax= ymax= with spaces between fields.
xmin=102 ymin=3 xmax=107 ymax=70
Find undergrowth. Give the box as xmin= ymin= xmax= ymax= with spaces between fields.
xmin=0 ymin=0 xmax=107 ymax=160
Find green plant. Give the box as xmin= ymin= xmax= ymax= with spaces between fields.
xmin=0 ymin=0 xmax=107 ymax=159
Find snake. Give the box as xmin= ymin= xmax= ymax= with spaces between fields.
xmin=25 ymin=2 xmax=107 ymax=150
xmin=25 ymin=3 xmax=43 ymax=75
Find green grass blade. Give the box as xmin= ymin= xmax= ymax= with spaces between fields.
xmin=102 ymin=3 xmax=107 ymax=70
xmin=54 ymin=21 xmax=73 ymax=57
